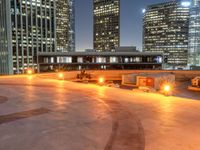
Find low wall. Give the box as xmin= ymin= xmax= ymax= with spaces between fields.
xmin=38 ymin=70 xmax=200 ymax=81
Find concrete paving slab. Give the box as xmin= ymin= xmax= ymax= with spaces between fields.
xmin=0 ymin=76 xmax=200 ymax=150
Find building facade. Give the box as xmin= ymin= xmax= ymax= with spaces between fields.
xmin=10 ymin=0 xmax=56 ymax=74
xmin=143 ymin=1 xmax=190 ymax=69
xmin=56 ymin=0 xmax=75 ymax=52
xmin=0 ymin=0 xmax=12 ymax=74
xmin=189 ymin=0 xmax=200 ymax=67
xmin=38 ymin=51 xmax=163 ymax=72
xmin=0 ymin=0 xmax=75 ymax=75
xmin=93 ymin=0 xmax=120 ymax=52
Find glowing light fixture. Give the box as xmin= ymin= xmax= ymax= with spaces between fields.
xmin=164 ymin=85 xmax=171 ymax=92
xmin=58 ymin=73 xmax=64 ymax=79
xmin=27 ymin=69 xmax=33 ymax=75
xmin=142 ymin=9 xmax=146 ymax=13
xmin=181 ymin=1 xmax=191 ymax=7
xmin=99 ymin=77 xmax=104 ymax=84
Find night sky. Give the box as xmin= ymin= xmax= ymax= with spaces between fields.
xmin=75 ymin=0 xmax=165 ymax=51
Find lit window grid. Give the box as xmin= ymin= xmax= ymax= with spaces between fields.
xmin=188 ymin=0 xmax=200 ymax=66
xmin=10 ymin=0 xmax=56 ymax=74
xmin=0 ymin=0 xmax=12 ymax=74
xmin=94 ymin=0 xmax=120 ymax=52
xmin=56 ymin=0 xmax=75 ymax=52
xmin=0 ymin=0 xmax=75 ymax=74
xmin=143 ymin=1 xmax=190 ymax=67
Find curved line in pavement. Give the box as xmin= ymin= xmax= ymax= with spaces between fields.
xmin=103 ymin=99 xmax=145 ymax=150
xmin=92 ymin=95 xmax=145 ymax=150
xmin=104 ymin=114 xmax=119 ymax=150
xmin=0 ymin=82 xmax=145 ymax=149
xmin=0 ymin=83 xmax=59 ymax=88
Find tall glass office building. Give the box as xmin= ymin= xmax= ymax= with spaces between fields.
xmin=10 ymin=0 xmax=56 ymax=74
xmin=143 ymin=1 xmax=190 ymax=69
xmin=0 ymin=0 xmax=75 ymax=75
xmin=56 ymin=0 xmax=75 ymax=52
xmin=0 ymin=0 xmax=12 ymax=74
xmin=93 ymin=0 xmax=120 ymax=52
xmin=189 ymin=0 xmax=200 ymax=67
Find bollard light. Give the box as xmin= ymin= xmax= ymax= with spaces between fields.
xmin=99 ymin=77 xmax=105 ymax=84
xmin=58 ymin=73 xmax=64 ymax=80
xmin=164 ymin=85 xmax=171 ymax=92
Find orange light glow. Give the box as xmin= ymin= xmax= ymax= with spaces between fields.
xmin=99 ymin=77 xmax=104 ymax=83
xmin=58 ymin=73 xmax=64 ymax=79
xmin=27 ymin=69 xmax=33 ymax=75
xmin=164 ymin=85 xmax=171 ymax=92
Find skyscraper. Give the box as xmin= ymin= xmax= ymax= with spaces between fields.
xmin=0 ymin=0 xmax=12 ymax=74
xmin=188 ymin=0 xmax=200 ymax=67
xmin=0 ymin=0 xmax=75 ymax=75
xmin=93 ymin=0 xmax=120 ymax=52
xmin=143 ymin=1 xmax=190 ymax=69
xmin=56 ymin=0 xmax=75 ymax=52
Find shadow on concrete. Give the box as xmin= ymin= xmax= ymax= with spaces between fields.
xmin=0 ymin=108 xmax=51 ymax=125
xmin=173 ymin=81 xmax=200 ymax=101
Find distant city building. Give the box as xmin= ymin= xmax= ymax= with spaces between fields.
xmin=115 ymin=46 xmax=138 ymax=52
xmin=189 ymin=0 xmax=200 ymax=67
xmin=143 ymin=1 xmax=190 ymax=69
xmin=85 ymin=46 xmax=138 ymax=53
xmin=93 ymin=0 xmax=120 ymax=52
xmin=0 ymin=0 xmax=12 ymax=74
xmin=56 ymin=0 xmax=75 ymax=52
xmin=0 ymin=0 xmax=75 ymax=75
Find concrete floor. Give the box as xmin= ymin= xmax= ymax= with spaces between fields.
xmin=0 ymin=75 xmax=200 ymax=150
